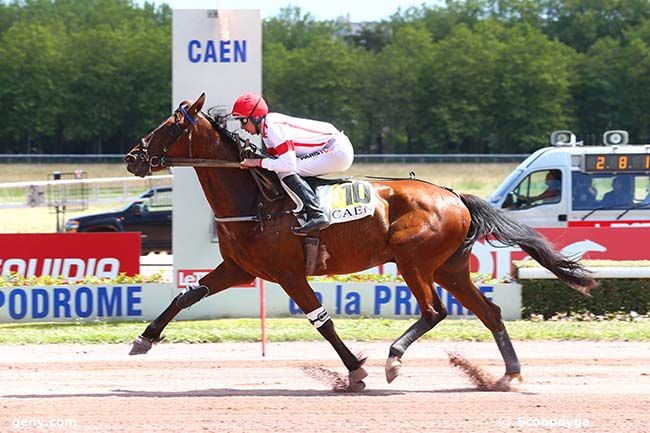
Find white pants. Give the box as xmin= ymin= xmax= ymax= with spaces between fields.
xmin=277 ymin=133 xmax=354 ymax=179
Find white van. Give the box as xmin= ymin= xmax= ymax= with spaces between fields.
xmin=488 ymin=130 xmax=650 ymax=228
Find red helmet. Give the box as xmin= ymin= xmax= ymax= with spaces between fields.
xmin=232 ymin=92 xmax=268 ymax=122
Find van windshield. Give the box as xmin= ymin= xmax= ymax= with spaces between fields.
xmin=490 ymin=169 xmax=524 ymax=205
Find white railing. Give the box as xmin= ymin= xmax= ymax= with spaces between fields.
xmin=0 ymin=175 xmax=173 ymax=209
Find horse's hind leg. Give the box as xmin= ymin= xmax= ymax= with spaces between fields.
xmin=386 ymin=266 xmax=447 ymax=383
xmin=279 ymin=276 xmax=367 ymax=391
xmin=129 ymin=260 xmax=255 ymax=355
xmin=435 ymin=259 xmax=522 ymax=388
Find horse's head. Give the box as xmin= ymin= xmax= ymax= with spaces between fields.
xmin=125 ymin=93 xmax=206 ymax=177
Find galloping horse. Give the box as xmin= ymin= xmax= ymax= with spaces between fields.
xmin=125 ymin=94 xmax=596 ymax=391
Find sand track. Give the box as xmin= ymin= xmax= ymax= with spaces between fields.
xmin=1 ymin=341 xmax=648 ymax=432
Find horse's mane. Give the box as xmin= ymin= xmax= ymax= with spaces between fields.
xmin=203 ymin=107 xmax=240 ymax=149
xmin=204 ymin=106 xmax=285 ymax=201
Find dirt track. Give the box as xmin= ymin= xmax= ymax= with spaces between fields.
xmin=0 ymin=341 xmax=648 ymax=432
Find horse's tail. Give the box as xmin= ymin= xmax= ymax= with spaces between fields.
xmin=460 ymin=193 xmax=597 ymax=296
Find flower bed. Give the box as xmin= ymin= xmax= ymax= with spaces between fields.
xmin=0 ymin=271 xmax=166 ymax=287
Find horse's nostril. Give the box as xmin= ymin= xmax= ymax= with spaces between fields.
xmin=125 ymin=154 xmax=137 ymax=163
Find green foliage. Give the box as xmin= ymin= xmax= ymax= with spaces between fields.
xmin=541 ymin=0 xmax=650 ymax=53
xmin=0 ymin=0 xmax=171 ymax=153
xmin=263 ymin=6 xmax=344 ymax=50
xmin=521 ymin=279 xmax=650 ymax=318
xmin=3 ymin=0 xmax=650 ymax=154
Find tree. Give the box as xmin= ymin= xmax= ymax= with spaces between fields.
xmin=0 ymin=21 xmax=68 ymax=153
xmin=492 ymin=22 xmax=577 ymax=151
xmin=0 ymin=0 xmax=171 ymax=154
xmin=371 ymin=24 xmax=435 ymax=153
xmin=392 ymin=0 xmax=487 ymax=41
xmin=419 ymin=22 xmax=502 ymax=152
xmin=344 ymin=21 xmax=393 ymax=52
xmin=263 ymin=6 xmax=343 ymax=50
xmin=573 ymin=38 xmax=630 ymax=142
xmin=0 ymin=2 xmax=18 ymax=36
xmin=542 ymin=0 xmax=650 ymax=52
xmin=625 ymin=21 xmax=650 ymax=142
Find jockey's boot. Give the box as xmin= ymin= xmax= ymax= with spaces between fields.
xmin=282 ymin=174 xmax=330 ymax=235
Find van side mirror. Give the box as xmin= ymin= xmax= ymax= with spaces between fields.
xmin=502 ymin=192 xmax=514 ymax=209
xmin=131 ymin=202 xmax=147 ymax=215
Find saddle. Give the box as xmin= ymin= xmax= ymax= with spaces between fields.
xmin=253 ymin=168 xmax=376 ymax=275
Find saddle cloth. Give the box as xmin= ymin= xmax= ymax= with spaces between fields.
xmin=314 ymin=180 xmax=376 ymax=224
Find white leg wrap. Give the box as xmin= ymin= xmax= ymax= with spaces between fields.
xmin=306 ymin=306 xmax=331 ymax=329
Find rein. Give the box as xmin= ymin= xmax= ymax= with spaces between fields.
xmin=161 ymin=157 xmax=241 ymax=168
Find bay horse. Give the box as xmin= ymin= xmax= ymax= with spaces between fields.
xmin=125 ymin=94 xmax=596 ymax=391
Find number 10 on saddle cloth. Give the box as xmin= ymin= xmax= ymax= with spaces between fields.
xmin=315 ymin=180 xmax=376 ymax=223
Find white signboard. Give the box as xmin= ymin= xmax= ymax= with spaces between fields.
xmin=172 ymin=9 xmax=261 ymax=287
xmin=0 ymin=283 xmax=522 ymax=322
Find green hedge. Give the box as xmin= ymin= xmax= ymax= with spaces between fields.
xmin=521 ymin=279 xmax=650 ymax=318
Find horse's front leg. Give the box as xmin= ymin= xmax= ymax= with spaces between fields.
xmin=279 ymin=276 xmax=367 ymax=391
xmin=129 ymin=260 xmax=255 ymax=355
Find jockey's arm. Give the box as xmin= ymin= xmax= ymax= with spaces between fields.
xmin=240 ymin=144 xmax=297 ymax=173
xmin=259 ymin=146 xmax=297 ymax=173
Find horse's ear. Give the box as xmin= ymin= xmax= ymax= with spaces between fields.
xmin=189 ymin=93 xmax=206 ymax=114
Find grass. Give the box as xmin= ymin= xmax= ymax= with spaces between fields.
xmin=0 ymin=203 xmax=125 ymax=233
xmin=0 ymin=162 xmax=517 ymax=233
xmin=0 ymin=318 xmax=647 ymax=344
xmin=346 ymin=162 xmax=517 ymax=198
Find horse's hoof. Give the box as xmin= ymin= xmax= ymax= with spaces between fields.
xmin=344 ymin=365 xmax=368 ymax=392
xmin=347 ymin=380 xmax=366 ymax=392
xmin=129 ymin=335 xmax=160 ymax=355
xmin=350 ymin=365 xmax=368 ymax=381
xmin=495 ymin=373 xmax=523 ymax=391
xmin=385 ymin=355 xmax=402 ymax=384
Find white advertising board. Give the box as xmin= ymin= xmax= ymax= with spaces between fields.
xmin=172 ymin=9 xmax=261 ymax=286
xmin=0 ymin=283 xmax=521 ymax=323
xmin=0 ymin=284 xmax=174 ymax=323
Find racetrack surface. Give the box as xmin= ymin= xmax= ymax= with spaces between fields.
xmin=0 ymin=341 xmax=648 ymax=432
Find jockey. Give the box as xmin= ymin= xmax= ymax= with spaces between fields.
xmin=231 ymin=92 xmax=354 ymax=235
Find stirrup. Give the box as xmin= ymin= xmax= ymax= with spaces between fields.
xmin=303 ymin=235 xmax=320 ymax=275
xmin=302 ymin=232 xmax=330 ymax=275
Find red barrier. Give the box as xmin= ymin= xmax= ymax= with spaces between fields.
xmin=470 ymin=227 xmax=650 ymax=277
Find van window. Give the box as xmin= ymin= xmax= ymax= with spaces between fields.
xmin=573 ymin=173 xmax=650 ymax=210
xmin=502 ymin=169 xmax=562 ymax=209
xmin=572 ymin=173 xmax=597 ymax=209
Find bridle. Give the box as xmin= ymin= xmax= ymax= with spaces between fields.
xmin=135 ymin=103 xmax=245 ymax=174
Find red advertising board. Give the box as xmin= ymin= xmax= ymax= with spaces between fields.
xmin=470 ymin=227 xmax=650 ymax=278
xmin=0 ymin=233 xmax=140 ymax=279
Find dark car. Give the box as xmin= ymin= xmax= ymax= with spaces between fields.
xmin=64 ymin=187 xmax=172 ymax=254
